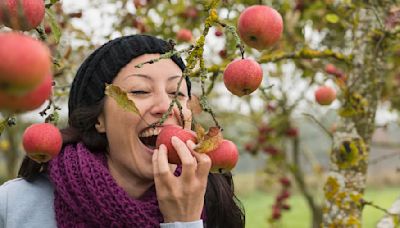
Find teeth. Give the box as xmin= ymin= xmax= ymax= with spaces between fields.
xmin=139 ymin=127 xmax=162 ymax=137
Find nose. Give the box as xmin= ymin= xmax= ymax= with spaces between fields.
xmin=150 ymin=92 xmax=173 ymax=118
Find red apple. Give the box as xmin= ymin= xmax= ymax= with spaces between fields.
xmin=315 ymin=86 xmax=336 ymax=105
xmin=176 ymin=29 xmax=193 ymax=42
xmin=22 ymin=123 xmax=62 ymax=163
xmin=215 ymin=28 xmax=223 ymax=37
xmin=207 ymin=140 xmax=239 ymax=173
xmin=262 ymin=146 xmax=279 ymax=156
xmin=223 ymin=59 xmax=263 ymax=97
xmin=0 ymin=0 xmax=45 ymax=31
xmin=0 ymin=32 xmax=51 ymax=95
xmin=237 ymin=5 xmax=283 ymax=50
xmin=218 ymin=49 xmax=227 ymax=59
xmin=285 ymin=127 xmax=299 ymax=138
xmin=156 ymin=125 xmax=197 ymax=164
xmin=271 ymin=205 xmax=282 ymax=219
xmin=325 ymin=64 xmax=337 ymax=75
xmin=181 ymin=6 xmax=198 ymax=19
xmin=279 ymin=177 xmax=291 ymax=187
xmin=0 ymin=73 xmax=53 ymax=112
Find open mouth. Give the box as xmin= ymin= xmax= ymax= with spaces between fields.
xmin=139 ymin=135 xmax=157 ymax=149
xmin=138 ymin=127 xmax=161 ymax=150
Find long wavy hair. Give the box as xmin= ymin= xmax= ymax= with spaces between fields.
xmin=18 ymin=99 xmax=245 ymax=227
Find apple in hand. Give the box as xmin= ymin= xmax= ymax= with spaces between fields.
xmin=237 ymin=5 xmax=283 ymax=50
xmin=207 ymin=140 xmax=239 ymax=173
xmin=22 ymin=123 xmax=62 ymax=163
xmin=223 ymin=59 xmax=263 ymax=97
xmin=0 ymin=32 xmax=51 ymax=95
xmin=315 ymin=86 xmax=336 ymax=105
xmin=0 ymin=0 xmax=45 ymax=31
xmin=155 ymin=125 xmax=197 ymax=164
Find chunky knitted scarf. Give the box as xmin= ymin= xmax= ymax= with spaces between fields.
xmin=47 ymin=142 xmax=197 ymax=228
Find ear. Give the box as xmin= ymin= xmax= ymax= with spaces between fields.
xmin=95 ymin=113 xmax=106 ymax=133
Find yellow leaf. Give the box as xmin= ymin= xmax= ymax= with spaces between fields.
xmin=195 ymin=127 xmax=223 ymax=153
xmin=104 ymin=84 xmax=140 ymax=115
xmin=326 ymin=14 xmax=339 ymax=24
xmin=194 ymin=123 xmax=206 ymax=140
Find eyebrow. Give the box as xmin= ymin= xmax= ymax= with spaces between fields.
xmin=123 ymin=73 xmax=182 ymax=81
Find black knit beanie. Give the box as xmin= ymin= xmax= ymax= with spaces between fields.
xmin=68 ymin=34 xmax=191 ymax=117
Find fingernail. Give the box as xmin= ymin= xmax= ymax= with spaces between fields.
xmin=171 ymin=136 xmax=178 ymax=144
xmin=187 ymin=140 xmax=195 ymax=149
xmin=159 ymin=144 xmax=165 ymax=150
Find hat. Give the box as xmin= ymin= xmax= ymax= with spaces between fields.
xmin=68 ymin=34 xmax=190 ymax=116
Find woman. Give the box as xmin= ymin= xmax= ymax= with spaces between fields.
xmin=0 ymin=34 xmax=245 ymax=227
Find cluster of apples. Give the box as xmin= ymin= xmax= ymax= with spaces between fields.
xmin=156 ymin=125 xmax=239 ymax=173
xmin=223 ymin=5 xmax=283 ymax=97
xmin=0 ymin=1 xmax=61 ymax=163
xmin=0 ymin=0 xmax=53 ymax=113
xmin=270 ymin=177 xmax=292 ymax=221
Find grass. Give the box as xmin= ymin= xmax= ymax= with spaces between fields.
xmin=238 ymin=187 xmax=400 ymax=228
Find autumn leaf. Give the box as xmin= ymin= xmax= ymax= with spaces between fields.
xmin=194 ymin=126 xmax=223 ymax=154
xmin=194 ymin=123 xmax=206 ymax=140
xmin=104 ymin=83 xmax=140 ymax=115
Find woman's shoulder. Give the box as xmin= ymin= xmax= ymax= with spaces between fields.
xmin=0 ymin=174 xmax=56 ymax=228
xmin=0 ymin=174 xmax=54 ymax=195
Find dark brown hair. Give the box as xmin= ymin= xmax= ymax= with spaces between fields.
xmin=18 ymin=100 xmax=245 ymax=227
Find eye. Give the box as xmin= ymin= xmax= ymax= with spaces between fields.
xmin=130 ymin=90 xmax=149 ymax=95
xmin=169 ymin=91 xmax=186 ymax=97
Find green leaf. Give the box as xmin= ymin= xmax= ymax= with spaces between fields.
xmin=325 ymin=14 xmax=339 ymax=24
xmin=104 ymin=84 xmax=140 ymax=115
xmin=45 ymin=8 xmax=61 ymax=43
xmin=50 ymin=0 xmax=59 ymax=4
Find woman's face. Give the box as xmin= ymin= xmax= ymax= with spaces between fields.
xmin=96 ymin=54 xmax=190 ymax=182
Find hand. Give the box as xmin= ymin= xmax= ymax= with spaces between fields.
xmin=152 ymin=137 xmax=211 ymax=222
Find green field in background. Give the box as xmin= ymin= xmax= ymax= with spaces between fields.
xmin=239 ymin=187 xmax=400 ymax=228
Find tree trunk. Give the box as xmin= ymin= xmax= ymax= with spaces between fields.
xmin=322 ymin=4 xmax=387 ymax=227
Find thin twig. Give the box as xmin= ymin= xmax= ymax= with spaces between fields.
xmin=369 ymin=151 xmax=400 ymax=165
xmin=302 ymin=113 xmax=333 ymax=138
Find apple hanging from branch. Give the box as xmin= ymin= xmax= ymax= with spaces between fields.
xmin=0 ymin=32 xmax=51 ymax=96
xmin=0 ymin=0 xmax=45 ymax=31
xmin=223 ymin=58 xmax=263 ymax=97
xmin=22 ymin=123 xmax=62 ymax=163
xmin=237 ymin=5 xmax=283 ymax=50
xmin=315 ymin=86 xmax=336 ymax=105
xmin=0 ymin=73 xmax=53 ymax=112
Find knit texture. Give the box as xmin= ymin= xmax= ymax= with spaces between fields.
xmin=47 ymin=142 xmax=200 ymax=228
xmin=68 ymin=34 xmax=191 ymax=117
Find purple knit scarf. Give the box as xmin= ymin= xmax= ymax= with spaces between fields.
xmin=47 ymin=142 xmax=202 ymax=228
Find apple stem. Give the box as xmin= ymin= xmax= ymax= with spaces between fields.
xmin=237 ymin=44 xmax=245 ymax=59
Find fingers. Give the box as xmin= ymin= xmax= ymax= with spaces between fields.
xmin=153 ymin=144 xmax=173 ymax=184
xmin=171 ymin=136 xmax=196 ymax=180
